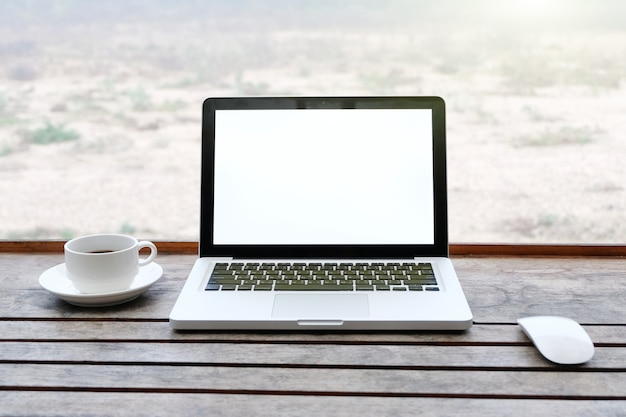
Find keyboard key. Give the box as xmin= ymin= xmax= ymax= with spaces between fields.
xmin=274 ymin=283 xmax=354 ymax=291
xmin=274 ymin=284 xmax=323 ymax=291
xmin=212 ymin=270 xmax=234 ymax=276
xmin=212 ymin=278 xmax=241 ymax=285
xmin=254 ymin=285 xmax=273 ymax=291
xmin=355 ymin=284 xmax=374 ymax=291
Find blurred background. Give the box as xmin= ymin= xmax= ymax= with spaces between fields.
xmin=0 ymin=0 xmax=624 ymax=243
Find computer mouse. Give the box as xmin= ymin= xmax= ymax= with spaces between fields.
xmin=517 ymin=316 xmax=594 ymax=365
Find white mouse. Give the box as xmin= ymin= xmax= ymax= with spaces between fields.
xmin=517 ymin=316 xmax=594 ymax=365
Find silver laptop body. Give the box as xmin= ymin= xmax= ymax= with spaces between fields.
xmin=169 ymin=96 xmax=473 ymax=330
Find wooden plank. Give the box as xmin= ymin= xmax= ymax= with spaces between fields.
xmin=455 ymin=257 xmax=626 ymax=324
xmin=0 ymin=253 xmax=191 ymax=291
xmin=2 ymin=253 xmax=625 ymax=324
xmin=0 ymin=240 xmax=615 ymax=256
xmin=5 ymin=253 xmax=626 ymax=293
xmin=2 ymin=364 xmax=625 ymax=399
xmin=3 ymin=240 xmax=626 ymax=256
xmin=0 ymin=241 xmax=67 ymax=253
xmin=0 ymin=253 xmax=188 ymax=319
xmin=450 ymin=244 xmax=626 ymax=257
xmin=1 ymin=321 xmax=624 ymax=345
xmin=2 ymin=287 xmax=179 ymax=319
xmin=2 ymin=342 xmax=624 ymax=369
xmin=2 ymin=391 xmax=624 ymax=417
xmin=0 ymin=241 xmax=199 ymax=254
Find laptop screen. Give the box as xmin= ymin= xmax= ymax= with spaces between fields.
xmin=201 ymin=97 xmax=448 ymax=258
xmin=214 ymin=108 xmax=433 ymax=245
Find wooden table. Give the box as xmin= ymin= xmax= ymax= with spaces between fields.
xmin=1 ymin=251 xmax=625 ymax=416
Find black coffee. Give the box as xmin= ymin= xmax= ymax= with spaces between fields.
xmin=87 ymin=250 xmax=116 ymax=254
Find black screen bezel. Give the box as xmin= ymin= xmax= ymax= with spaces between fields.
xmin=200 ymin=96 xmax=448 ymax=259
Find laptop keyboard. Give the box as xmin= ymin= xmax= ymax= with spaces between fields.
xmin=205 ymin=262 xmax=439 ymax=292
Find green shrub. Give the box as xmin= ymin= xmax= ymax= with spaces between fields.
xmin=29 ymin=122 xmax=80 ymax=145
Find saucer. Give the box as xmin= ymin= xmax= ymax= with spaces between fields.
xmin=39 ymin=262 xmax=163 ymax=307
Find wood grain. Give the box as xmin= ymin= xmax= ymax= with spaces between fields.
xmin=2 ymin=240 xmax=626 ymax=256
xmin=2 ymin=392 xmax=625 ymax=417
xmin=2 ymin=254 xmax=625 ymax=323
xmin=2 ymin=341 xmax=625 ymax=369
xmin=0 ymin=321 xmax=624 ymax=345
xmin=2 ymin=364 xmax=625 ymax=398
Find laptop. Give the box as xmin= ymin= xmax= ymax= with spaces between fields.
xmin=169 ymin=96 xmax=473 ymax=330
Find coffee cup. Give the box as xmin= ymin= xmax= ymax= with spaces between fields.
xmin=64 ymin=234 xmax=157 ymax=294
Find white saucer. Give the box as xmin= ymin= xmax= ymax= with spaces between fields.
xmin=39 ymin=262 xmax=163 ymax=307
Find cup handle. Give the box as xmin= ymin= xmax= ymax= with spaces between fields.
xmin=137 ymin=241 xmax=158 ymax=266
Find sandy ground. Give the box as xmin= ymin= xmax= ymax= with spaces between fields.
xmin=1 ymin=20 xmax=625 ymax=244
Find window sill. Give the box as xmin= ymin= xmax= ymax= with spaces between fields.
xmin=0 ymin=241 xmax=624 ymax=257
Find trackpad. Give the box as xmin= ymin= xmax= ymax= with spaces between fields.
xmin=272 ymin=294 xmax=370 ymax=319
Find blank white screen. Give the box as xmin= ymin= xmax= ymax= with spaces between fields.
xmin=213 ymin=109 xmax=434 ymax=244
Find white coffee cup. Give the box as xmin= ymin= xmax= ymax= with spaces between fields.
xmin=64 ymin=234 xmax=157 ymax=294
